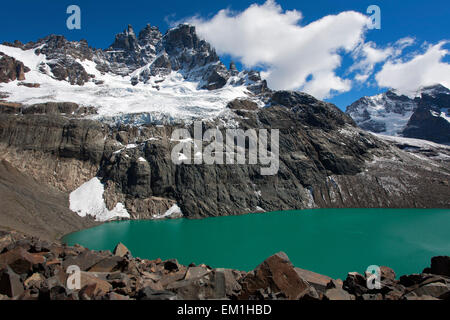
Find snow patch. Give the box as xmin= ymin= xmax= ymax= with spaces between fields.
xmin=372 ymin=133 xmax=450 ymax=150
xmin=153 ymin=204 xmax=183 ymax=219
xmin=69 ymin=177 xmax=130 ymax=222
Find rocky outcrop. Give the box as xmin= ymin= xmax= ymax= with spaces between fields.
xmin=33 ymin=35 xmax=94 ymax=86
xmin=227 ymin=98 xmax=259 ymax=111
xmin=402 ymin=85 xmax=450 ymax=143
xmin=0 ymin=53 xmax=30 ymax=83
xmin=100 ymin=24 xmax=162 ymax=76
xmin=131 ymin=24 xmax=232 ymax=90
xmin=0 ymin=231 xmax=448 ymax=300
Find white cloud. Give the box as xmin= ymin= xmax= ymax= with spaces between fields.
xmin=350 ymin=37 xmax=415 ymax=83
xmin=189 ymin=0 xmax=370 ymax=99
xmin=375 ymin=41 xmax=450 ymax=96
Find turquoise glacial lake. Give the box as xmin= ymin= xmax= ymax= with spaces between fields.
xmin=63 ymin=209 xmax=450 ymax=279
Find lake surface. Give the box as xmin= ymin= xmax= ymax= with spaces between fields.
xmin=63 ymin=209 xmax=450 ymax=279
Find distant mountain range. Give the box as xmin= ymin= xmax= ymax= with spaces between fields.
xmin=346 ymin=84 xmax=450 ymax=144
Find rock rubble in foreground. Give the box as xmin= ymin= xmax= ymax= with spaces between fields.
xmin=0 ymin=230 xmax=449 ymax=301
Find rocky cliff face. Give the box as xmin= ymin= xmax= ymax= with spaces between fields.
xmin=346 ymin=84 xmax=450 ymax=144
xmin=0 ymin=52 xmax=30 ymax=83
xmin=1 ymin=92 xmax=449 ymax=226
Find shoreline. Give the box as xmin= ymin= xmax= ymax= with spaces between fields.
xmin=1 ymin=229 xmax=449 ymax=300
xmin=61 ymin=208 xmax=450 ymax=280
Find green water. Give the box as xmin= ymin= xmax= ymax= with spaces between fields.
xmin=63 ymin=209 xmax=450 ymax=279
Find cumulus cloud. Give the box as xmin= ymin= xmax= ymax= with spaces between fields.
xmin=375 ymin=41 xmax=450 ymax=96
xmin=350 ymin=37 xmax=415 ymax=83
xmin=189 ymin=0 xmax=370 ymax=99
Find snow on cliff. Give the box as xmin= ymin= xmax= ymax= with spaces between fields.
xmin=69 ymin=177 xmax=130 ymax=222
xmin=0 ymin=44 xmax=250 ymax=123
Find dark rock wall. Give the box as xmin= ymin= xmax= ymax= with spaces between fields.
xmin=1 ymin=92 xmax=449 ymax=222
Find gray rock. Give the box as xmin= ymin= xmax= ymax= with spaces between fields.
xmin=0 ymin=266 xmax=24 ymax=298
xmin=138 ymin=287 xmax=178 ymax=300
xmin=412 ymin=282 xmax=449 ymax=298
xmin=324 ymin=288 xmax=353 ymax=300
xmin=0 ymin=52 xmax=30 ymax=83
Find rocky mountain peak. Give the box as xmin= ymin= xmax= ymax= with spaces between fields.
xmin=418 ymin=84 xmax=450 ymax=101
xmin=109 ymin=25 xmax=139 ymax=51
xmin=138 ymin=24 xmax=162 ymax=47
xmin=229 ymin=61 xmax=239 ymax=76
xmin=162 ymin=24 xmax=220 ymax=65
xmin=347 ymin=84 xmax=450 ymax=143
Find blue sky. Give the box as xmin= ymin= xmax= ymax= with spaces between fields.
xmin=0 ymin=0 xmax=449 ymax=109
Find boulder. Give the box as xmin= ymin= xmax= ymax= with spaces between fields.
xmin=295 ymin=267 xmax=332 ymax=293
xmin=159 ymin=269 xmax=187 ymax=287
xmin=88 ymin=256 xmax=126 ymax=273
xmin=219 ymin=269 xmax=242 ymax=298
xmin=185 ymin=266 xmax=210 ymax=280
xmin=343 ymin=272 xmax=368 ymax=296
xmin=424 ymin=256 xmax=450 ymax=277
xmin=62 ymin=250 xmax=108 ymax=271
xmin=412 ymin=282 xmax=449 ymax=299
xmin=298 ymin=286 xmax=321 ymax=301
xmin=0 ymin=247 xmax=45 ymax=275
xmin=326 ymin=279 xmax=344 ymax=290
xmin=399 ymin=273 xmax=429 ymax=287
xmin=324 ymin=288 xmax=353 ymax=300
xmin=24 ymin=273 xmax=45 ymax=288
xmin=380 ymin=266 xmax=396 ymax=281
xmin=113 ymin=243 xmax=131 ymax=258
xmin=108 ymin=273 xmax=132 ymax=294
xmin=49 ymin=286 xmax=68 ymax=300
xmin=238 ymin=252 xmax=310 ymax=300
xmin=79 ymin=273 xmax=113 ymax=298
xmin=0 ymin=266 xmax=24 ymax=298
xmin=165 ymin=273 xmax=216 ymax=300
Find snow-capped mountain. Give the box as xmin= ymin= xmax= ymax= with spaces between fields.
xmin=346 ymin=84 xmax=450 ymax=144
xmin=0 ymin=24 xmax=267 ymax=124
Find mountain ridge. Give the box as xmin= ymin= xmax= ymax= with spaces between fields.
xmin=0 ymin=23 xmax=269 ymax=125
xmin=346 ymin=84 xmax=450 ymax=144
